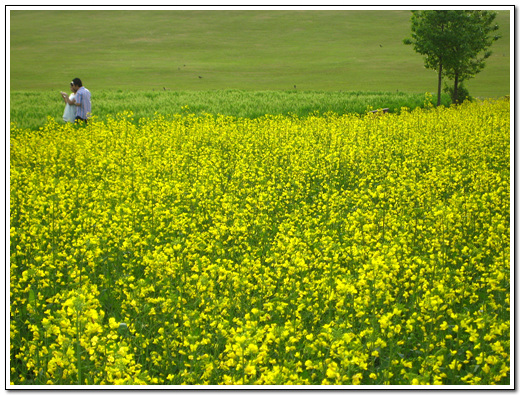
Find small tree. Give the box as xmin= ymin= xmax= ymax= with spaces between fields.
xmin=441 ymin=11 xmax=500 ymax=104
xmin=404 ymin=10 xmax=500 ymax=106
xmin=404 ymin=11 xmax=459 ymax=106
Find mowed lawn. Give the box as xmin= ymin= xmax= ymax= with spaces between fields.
xmin=9 ymin=9 xmax=510 ymax=97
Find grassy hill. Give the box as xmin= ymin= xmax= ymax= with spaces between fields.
xmin=9 ymin=9 xmax=510 ymax=97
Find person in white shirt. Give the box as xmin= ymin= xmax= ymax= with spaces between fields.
xmin=60 ymin=82 xmax=77 ymax=123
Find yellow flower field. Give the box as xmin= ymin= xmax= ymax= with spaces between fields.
xmin=10 ymin=99 xmax=510 ymax=385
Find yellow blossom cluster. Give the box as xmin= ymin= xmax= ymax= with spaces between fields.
xmin=10 ymin=99 xmax=510 ymax=385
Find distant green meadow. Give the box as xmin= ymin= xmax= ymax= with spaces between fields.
xmin=10 ymin=9 xmax=510 ymax=95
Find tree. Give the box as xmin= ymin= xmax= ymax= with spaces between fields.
xmin=404 ymin=10 xmax=500 ymax=106
xmin=441 ymin=11 xmax=500 ymax=104
xmin=404 ymin=11 xmax=458 ymax=106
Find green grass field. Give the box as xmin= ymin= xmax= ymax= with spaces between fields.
xmin=10 ymin=9 xmax=510 ymax=96
xmin=10 ymin=89 xmax=452 ymax=131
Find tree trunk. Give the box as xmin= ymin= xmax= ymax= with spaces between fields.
xmin=437 ymin=60 xmax=443 ymax=106
xmin=453 ymin=73 xmax=459 ymax=104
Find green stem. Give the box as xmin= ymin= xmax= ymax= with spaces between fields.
xmin=76 ymin=311 xmax=82 ymax=385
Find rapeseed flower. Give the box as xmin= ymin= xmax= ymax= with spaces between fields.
xmin=10 ymin=99 xmax=510 ymax=385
